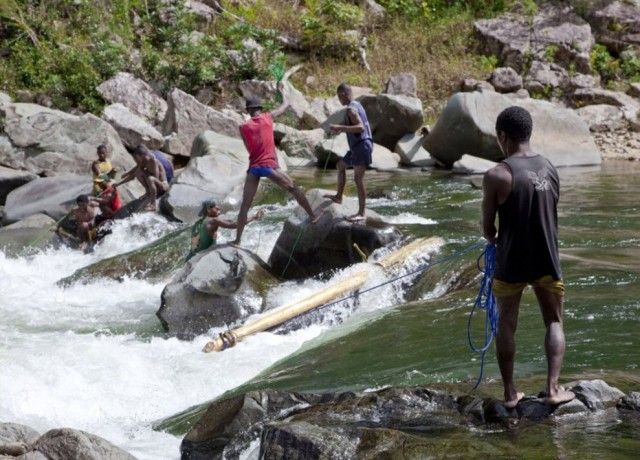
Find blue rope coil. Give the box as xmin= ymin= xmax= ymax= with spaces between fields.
xmin=467 ymin=242 xmax=499 ymax=391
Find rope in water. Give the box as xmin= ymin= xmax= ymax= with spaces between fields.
xmin=467 ymin=242 xmax=499 ymax=391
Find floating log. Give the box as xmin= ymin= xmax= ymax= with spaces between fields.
xmin=203 ymin=236 xmax=445 ymax=353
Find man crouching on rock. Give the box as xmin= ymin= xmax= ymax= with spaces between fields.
xmin=115 ymin=144 xmax=169 ymax=212
xmin=229 ymin=82 xmax=324 ymax=248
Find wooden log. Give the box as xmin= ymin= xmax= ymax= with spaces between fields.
xmin=203 ymin=236 xmax=444 ymax=353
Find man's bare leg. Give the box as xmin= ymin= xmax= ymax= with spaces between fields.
xmin=324 ymin=160 xmax=347 ymax=204
xmin=229 ymin=173 xmax=260 ymax=248
xmin=269 ymin=169 xmax=324 ymax=224
xmin=348 ymin=164 xmax=367 ymax=221
xmin=534 ymin=286 xmax=575 ymax=405
xmin=496 ymin=293 xmax=525 ymax=409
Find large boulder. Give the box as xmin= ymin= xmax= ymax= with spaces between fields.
xmin=268 ymin=189 xmax=402 ymax=279
xmin=0 ymin=213 xmax=57 ymax=255
xmin=422 ymin=91 xmax=602 ymax=167
xmin=159 ymin=131 xmax=248 ymax=222
xmin=158 ymin=245 xmax=280 ymax=339
xmin=32 ymin=428 xmax=137 ymax=460
xmin=584 ymin=0 xmax=640 ymax=54
xmin=2 ymin=175 xmax=91 ymax=224
xmin=474 ymin=3 xmax=594 ymax=74
xmin=97 ymin=71 xmax=167 ymax=125
xmin=0 ymin=165 xmax=38 ymax=205
xmin=162 ymin=89 xmax=243 ymax=156
xmin=102 ymin=103 xmax=164 ymax=150
xmin=0 ymin=103 xmax=135 ymax=175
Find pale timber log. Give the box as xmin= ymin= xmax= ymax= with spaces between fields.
xmin=203 ymin=236 xmax=444 ymax=352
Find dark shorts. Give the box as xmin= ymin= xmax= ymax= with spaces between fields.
xmin=342 ymin=139 xmax=373 ymax=167
xmin=249 ymin=166 xmax=274 ymax=178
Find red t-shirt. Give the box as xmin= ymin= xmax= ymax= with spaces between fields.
xmin=104 ymin=185 xmax=121 ymax=215
xmin=240 ymin=112 xmax=278 ymax=168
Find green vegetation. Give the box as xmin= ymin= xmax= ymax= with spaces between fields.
xmin=0 ymin=0 xmax=638 ymax=116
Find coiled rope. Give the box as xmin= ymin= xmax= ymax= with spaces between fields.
xmin=467 ymin=242 xmax=499 ymax=391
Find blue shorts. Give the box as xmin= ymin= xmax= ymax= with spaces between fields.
xmin=342 ymin=139 xmax=373 ymax=167
xmin=248 ymin=166 xmax=274 ymax=178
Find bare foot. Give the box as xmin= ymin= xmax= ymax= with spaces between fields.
xmin=142 ymin=204 xmax=156 ymax=212
xmin=310 ymin=209 xmax=326 ymax=224
xmin=323 ymin=194 xmax=342 ymax=204
xmin=544 ymin=387 xmax=575 ymax=406
xmin=504 ymin=392 xmax=525 ymax=409
xmin=228 ymin=241 xmax=242 ymax=249
xmin=347 ymin=214 xmax=366 ymax=223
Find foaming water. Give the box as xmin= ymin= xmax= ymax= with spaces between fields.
xmin=0 ymin=205 xmax=434 ymax=459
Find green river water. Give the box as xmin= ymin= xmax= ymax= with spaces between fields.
xmin=209 ymin=160 xmax=640 ymax=459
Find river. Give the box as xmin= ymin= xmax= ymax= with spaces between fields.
xmin=1 ymin=160 xmax=639 ymax=459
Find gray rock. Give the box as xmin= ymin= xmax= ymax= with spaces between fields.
xmin=0 ymin=423 xmax=40 ymax=456
xmin=3 ymin=175 xmax=91 ymax=224
xmin=423 ymin=91 xmax=602 ymax=167
xmin=489 ymin=67 xmax=523 ymax=93
xmin=276 ymin=125 xmax=325 ymax=160
xmin=475 ymin=3 xmax=593 ymax=74
xmin=97 ymin=72 xmax=167 ymax=125
xmin=0 ymin=165 xmax=38 ymax=205
xmin=618 ymin=391 xmax=640 ymax=411
xmin=394 ymin=133 xmax=437 ymax=167
xmin=268 ymin=189 xmax=402 ymax=279
xmin=383 ymin=73 xmax=418 ymax=97
xmin=452 ymin=154 xmax=497 ymax=175
xmin=102 ymin=103 xmax=164 ymax=150
xmin=571 ymin=379 xmax=625 ymax=411
xmin=0 ymin=91 xmax=13 ymax=105
xmin=360 ymin=94 xmax=424 ymax=151
xmin=160 ymin=131 xmax=248 ymax=223
xmin=162 ymin=89 xmax=243 ymax=156
xmin=33 ymin=428 xmax=137 ymax=460
xmin=0 ymin=213 xmax=57 ymax=255
xmin=575 ymin=104 xmax=626 ymax=132
xmin=584 ymin=1 xmax=640 ymax=54
xmin=1 ymin=103 xmax=135 ymax=176
xmin=158 ymin=246 xmax=279 ymax=339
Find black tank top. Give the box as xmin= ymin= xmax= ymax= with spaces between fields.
xmin=494 ymin=154 xmax=562 ymax=283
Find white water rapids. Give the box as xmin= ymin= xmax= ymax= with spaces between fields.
xmin=0 ymin=207 xmax=437 ymax=459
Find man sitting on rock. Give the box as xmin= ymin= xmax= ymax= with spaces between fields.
xmin=115 ymin=144 xmax=169 ymax=212
xmin=229 ymin=82 xmax=324 ymax=248
xmin=57 ymin=194 xmax=99 ymax=244
xmin=187 ymin=199 xmax=265 ymax=261
xmin=91 ymin=178 xmax=122 ymax=225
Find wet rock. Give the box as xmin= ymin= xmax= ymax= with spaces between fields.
xmin=423 ymin=91 xmax=601 ymax=168
xmin=267 ymin=189 xmax=402 ymax=279
xmin=0 ymin=165 xmax=37 ymax=205
xmin=32 ymin=428 xmax=137 ymax=460
xmin=158 ymin=245 xmax=280 ymax=339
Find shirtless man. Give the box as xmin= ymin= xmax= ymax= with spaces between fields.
xmin=57 ymin=194 xmax=99 ymax=243
xmin=186 ymin=199 xmax=265 ymax=260
xmin=482 ymin=106 xmax=575 ymax=409
xmin=116 ymin=144 xmax=169 ymax=211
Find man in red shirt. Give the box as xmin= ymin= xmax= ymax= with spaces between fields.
xmin=229 ymin=83 xmax=324 ymax=248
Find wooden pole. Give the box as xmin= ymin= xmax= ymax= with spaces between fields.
xmin=203 ymin=236 xmax=444 ymax=353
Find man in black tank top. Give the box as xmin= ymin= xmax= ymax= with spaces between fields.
xmin=482 ymin=106 xmax=575 ymax=410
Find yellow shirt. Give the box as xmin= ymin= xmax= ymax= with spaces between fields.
xmin=93 ymin=159 xmax=113 ymax=193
